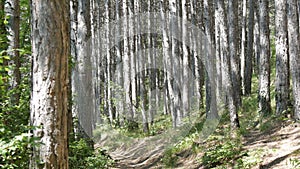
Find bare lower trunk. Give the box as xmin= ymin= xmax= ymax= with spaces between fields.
xmin=275 ymin=0 xmax=290 ymax=115
xmin=258 ymin=0 xmax=271 ymax=115
xmin=30 ymin=0 xmax=70 ymax=168
xmin=287 ymin=0 xmax=300 ymax=119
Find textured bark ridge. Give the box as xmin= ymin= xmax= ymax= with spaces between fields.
xmin=275 ymin=0 xmax=289 ymax=115
xmin=30 ymin=0 xmax=70 ymax=168
xmin=258 ymin=0 xmax=271 ymax=115
xmin=287 ymin=0 xmax=300 ymax=119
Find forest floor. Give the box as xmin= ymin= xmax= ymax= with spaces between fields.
xmin=96 ymin=119 xmax=300 ymax=169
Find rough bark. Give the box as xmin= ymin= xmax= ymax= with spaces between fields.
xmin=287 ymin=0 xmax=300 ymax=119
xmin=30 ymin=0 xmax=70 ymax=168
xmin=217 ymin=0 xmax=240 ymax=129
xmin=228 ymin=0 xmax=241 ymax=107
xmin=160 ymin=0 xmax=169 ymax=116
xmin=182 ymin=0 xmax=190 ymax=117
xmin=204 ymin=0 xmax=218 ymax=119
xmin=254 ymin=1 xmax=260 ymax=74
xmin=258 ymin=0 xmax=271 ymax=115
xmin=214 ymin=0 xmax=223 ymax=115
xmin=245 ymin=0 xmax=254 ymax=95
xmin=241 ymin=0 xmax=247 ymax=95
xmin=105 ymin=0 xmax=113 ymax=124
xmin=72 ymin=0 xmax=94 ymax=141
xmin=122 ymin=0 xmax=134 ymax=129
xmin=170 ymin=0 xmax=181 ymax=127
xmin=275 ymin=0 xmax=290 ymax=115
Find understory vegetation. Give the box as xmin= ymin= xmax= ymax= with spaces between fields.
xmin=1 ymin=0 xmax=300 ymax=168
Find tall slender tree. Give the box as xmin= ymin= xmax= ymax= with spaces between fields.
xmin=254 ymin=1 xmax=260 ymax=74
xmin=122 ymin=0 xmax=134 ymax=128
xmin=182 ymin=0 xmax=190 ymax=117
xmin=204 ymin=0 xmax=218 ymax=119
xmin=71 ymin=0 xmax=94 ymax=142
xmin=5 ymin=0 xmax=21 ymax=104
xmin=30 ymin=0 xmax=70 ymax=168
xmin=245 ymin=0 xmax=254 ymax=95
xmin=228 ymin=0 xmax=241 ymax=107
xmin=275 ymin=0 xmax=290 ymax=115
xmin=169 ymin=0 xmax=181 ymax=127
xmin=287 ymin=0 xmax=300 ymax=119
xmin=241 ymin=0 xmax=247 ymax=95
xmin=258 ymin=0 xmax=271 ymax=115
xmin=217 ymin=0 xmax=240 ymax=129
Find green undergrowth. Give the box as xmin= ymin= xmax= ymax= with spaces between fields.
xmin=113 ymin=114 xmax=173 ymax=138
xmin=69 ymin=138 xmax=114 ymax=169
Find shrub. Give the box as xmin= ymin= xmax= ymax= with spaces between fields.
xmin=69 ymin=138 xmax=114 ymax=169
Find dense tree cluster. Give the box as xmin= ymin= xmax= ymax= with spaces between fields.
xmin=0 ymin=0 xmax=299 ymax=168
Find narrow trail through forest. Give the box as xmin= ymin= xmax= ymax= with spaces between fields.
xmin=95 ymin=134 xmax=167 ymax=168
xmin=96 ymin=121 xmax=300 ymax=169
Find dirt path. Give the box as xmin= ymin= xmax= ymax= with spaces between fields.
xmin=96 ymin=122 xmax=300 ymax=169
xmin=243 ymin=122 xmax=300 ymax=169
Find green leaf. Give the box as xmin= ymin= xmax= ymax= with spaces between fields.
xmin=4 ymin=19 xmax=8 ymax=25
xmin=3 ymin=55 xmax=10 ymax=60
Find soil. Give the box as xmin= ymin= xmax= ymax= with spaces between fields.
xmin=96 ymin=120 xmax=300 ymax=169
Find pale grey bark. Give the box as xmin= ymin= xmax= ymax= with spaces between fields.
xmin=160 ymin=0 xmax=170 ymax=116
xmin=275 ymin=0 xmax=290 ymax=115
xmin=170 ymin=0 xmax=181 ymax=127
xmin=191 ymin=0 xmax=204 ymax=109
xmin=115 ymin=0 xmax=124 ymax=126
xmin=254 ymin=1 xmax=260 ymax=74
xmin=30 ymin=0 xmax=70 ymax=168
xmin=182 ymin=0 xmax=190 ymax=117
xmin=122 ymin=0 xmax=134 ymax=127
xmin=105 ymin=0 xmax=113 ymax=124
xmin=258 ymin=0 xmax=271 ymax=115
xmin=241 ymin=0 xmax=247 ymax=96
xmin=287 ymin=0 xmax=300 ymax=119
xmin=217 ymin=0 xmax=240 ymax=129
xmin=147 ymin=0 xmax=153 ymax=127
xmin=129 ymin=0 xmax=137 ymax=120
xmin=228 ymin=0 xmax=241 ymax=107
xmin=214 ymin=0 xmax=223 ymax=114
xmin=90 ymin=0 xmax=101 ymax=125
xmin=204 ymin=0 xmax=218 ymax=119
xmin=72 ymin=0 xmax=94 ymax=139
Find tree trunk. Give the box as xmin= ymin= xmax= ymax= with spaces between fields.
xmin=258 ymin=0 xmax=271 ymax=115
xmin=214 ymin=0 xmax=223 ymax=113
xmin=160 ymin=0 xmax=169 ymax=116
xmin=275 ymin=0 xmax=290 ymax=115
xmin=228 ymin=0 xmax=241 ymax=107
xmin=115 ymin=0 xmax=124 ymax=126
xmin=241 ymin=0 xmax=247 ymax=95
xmin=217 ymin=0 xmax=240 ymax=129
xmin=75 ymin=0 xmax=94 ymax=140
xmin=105 ymin=0 xmax=113 ymax=124
xmin=204 ymin=0 xmax=218 ymax=119
xmin=245 ymin=0 xmax=254 ymax=95
xmin=287 ymin=0 xmax=300 ymax=119
xmin=5 ymin=0 xmax=21 ymax=104
xmin=30 ymin=0 xmax=70 ymax=168
xmin=182 ymin=0 xmax=190 ymax=117
xmin=254 ymin=1 xmax=260 ymax=75
xmin=192 ymin=0 xmax=204 ymax=109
